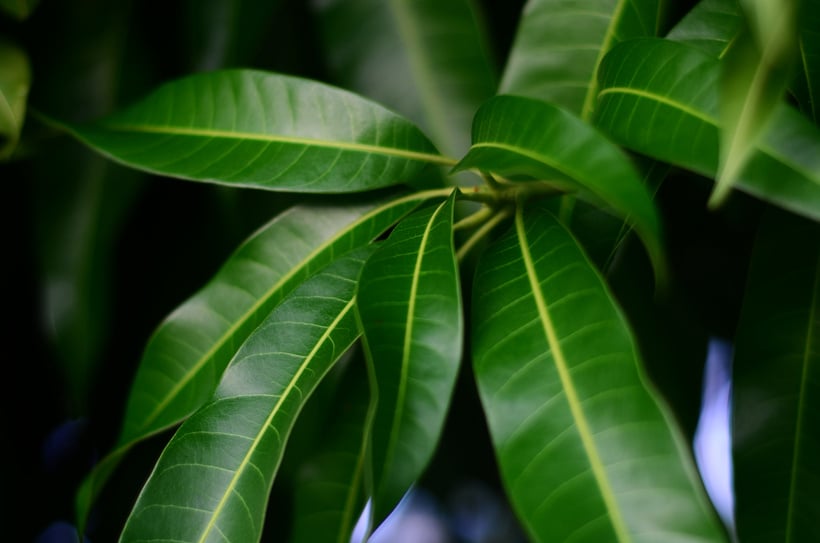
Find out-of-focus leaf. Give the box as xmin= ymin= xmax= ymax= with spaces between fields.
xmin=666 ymin=0 xmax=740 ymax=57
xmin=290 ymin=354 xmax=372 ymax=543
xmin=594 ymin=37 xmax=820 ymax=221
xmin=454 ymin=95 xmax=666 ymax=282
xmin=75 ymin=191 xmax=438 ymax=531
xmin=119 ymin=247 xmax=372 ymax=543
xmin=55 ymin=70 xmax=449 ymax=193
xmin=792 ymin=1 xmax=820 ymax=123
xmin=732 ymin=208 xmax=820 ymax=543
xmin=0 ymin=38 xmax=30 ymax=159
xmin=312 ymin=0 xmax=497 ymax=158
xmin=711 ymin=0 xmax=798 ymax=207
xmin=357 ymin=191 xmax=462 ymax=527
xmin=499 ymin=0 xmax=665 ymax=119
xmin=0 ymin=0 xmax=38 ymax=19
xmin=471 ymin=201 xmax=727 ymax=543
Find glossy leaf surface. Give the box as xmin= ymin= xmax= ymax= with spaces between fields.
xmin=499 ymin=0 xmax=664 ymax=119
xmin=61 ymin=70 xmax=448 ymax=193
xmin=594 ymin=37 xmax=820 ymax=221
xmin=471 ymin=202 xmax=726 ymax=543
xmin=454 ymin=95 xmax=666 ymax=280
xmin=119 ymin=247 xmax=371 ymax=543
xmin=665 ymin=0 xmax=739 ymax=57
xmin=313 ymin=0 xmax=497 ymax=157
xmin=357 ymin=191 xmax=462 ymax=525
xmin=76 ymin=193 xmax=429 ymax=525
xmin=0 ymin=38 xmax=30 ymax=159
xmin=732 ymin=209 xmax=820 ymax=543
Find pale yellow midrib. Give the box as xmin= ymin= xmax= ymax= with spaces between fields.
xmin=515 ymin=207 xmax=631 ymax=542
xmin=197 ymin=297 xmax=357 ymax=543
xmin=581 ymin=0 xmax=626 ymax=121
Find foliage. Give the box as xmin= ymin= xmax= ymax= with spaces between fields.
xmin=5 ymin=0 xmax=819 ymax=541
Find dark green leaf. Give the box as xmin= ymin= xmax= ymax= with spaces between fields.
xmin=665 ymin=0 xmax=740 ymax=57
xmin=792 ymin=1 xmax=820 ymax=123
xmin=0 ymin=38 xmax=30 ymax=159
xmin=119 ymin=247 xmax=372 ymax=543
xmin=357 ymin=190 xmax=463 ymax=526
xmin=313 ymin=0 xmax=497 ymax=158
xmin=454 ymin=95 xmax=666 ymax=281
xmin=471 ymin=202 xmax=726 ymax=543
xmin=500 ymin=0 xmax=664 ymax=119
xmin=75 ymin=191 xmax=439 ymax=528
xmin=0 ymin=0 xmax=38 ymax=19
xmin=732 ymin=208 xmax=820 ymax=543
xmin=56 ymin=70 xmax=450 ymax=193
xmin=594 ymin=37 xmax=820 ymax=221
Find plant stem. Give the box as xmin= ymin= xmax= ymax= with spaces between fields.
xmin=456 ymin=206 xmax=514 ymax=263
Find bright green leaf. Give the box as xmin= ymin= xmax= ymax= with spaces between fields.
xmin=454 ymin=95 xmax=667 ymax=282
xmin=499 ymin=0 xmax=665 ymax=119
xmin=313 ymin=0 xmax=497 ymax=158
xmin=290 ymin=353 xmax=372 ymax=543
xmin=666 ymin=0 xmax=740 ymax=57
xmin=55 ymin=70 xmax=450 ymax=193
xmin=75 ymin=191 xmax=439 ymax=530
xmin=594 ymin=37 xmax=820 ymax=221
xmin=471 ymin=201 xmax=727 ymax=543
xmin=0 ymin=0 xmax=38 ymax=19
xmin=732 ymin=208 xmax=820 ymax=543
xmin=119 ymin=247 xmax=372 ymax=543
xmin=0 ymin=38 xmax=30 ymax=159
xmin=357 ymin=190 xmax=463 ymax=527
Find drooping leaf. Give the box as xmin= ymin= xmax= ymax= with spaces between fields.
xmin=54 ymin=70 xmax=450 ymax=193
xmin=289 ymin=353 xmax=373 ymax=543
xmin=118 ymin=247 xmax=372 ymax=543
xmin=312 ymin=0 xmax=497 ymax=158
xmin=75 ymin=191 xmax=439 ymax=529
xmin=357 ymin=190 xmax=463 ymax=527
xmin=0 ymin=0 xmax=38 ymax=19
xmin=454 ymin=95 xmax=666 ymax=282
xmin=0 ymin=38 xmax=30 ymax=159
xmin=499 ymin=0 xmax=665 ymax=119
xmin=732 ymin=208 xmax=820 ymax=543
xmin=792 ymin=0 xmax=820 ymax=123
xmin=665 ymin=0 xmax=740 ymax=57
xmin=711 ymin=0 xmax=798 ymax=208
xmin=594 ymin=37 xmax=820 ymax=221
xmin=471 ymin=201 xmax=727 ymax=543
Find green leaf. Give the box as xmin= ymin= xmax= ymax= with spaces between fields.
xmin=357 ymin=190 xmax=463 ymax=526
xmin=732 ymin=208 xmax=820 ymax=543
xmin=289 ymin=353 xmax=372 ymax=543
xmin=499 ymin=0 xmax=665 ymax=119
xmin=0 ymin=38 xmax=30 ymax=159
xmin=471 ymin=201 xmax=726 ymax=543
xmin=75 ymin=191 xmax=439 ymax=530
xmin=665 ymin=0 xmax=740 ymax=57
xmin=454 ymin=95 xmax=666 ymax=283
xmin=594 ymin=37 xmax=820 ymax=221
xmin=56 ymin=69 xmax=450 ymax=193
xmin=0 ymin=0 xmax=38 ymax=19
xmin=313 ymin=0 xmax=497 ymax=158
xmin=792 ymin=1 xmax=820 ymax=123
xmin=119 ymin=247 xmax=371 ymax=543
xmin=711 ymin=0 xmax=798 ymax=208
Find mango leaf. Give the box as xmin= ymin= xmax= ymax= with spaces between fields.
xmin=312 ymin=0 xmax=497 ymax=158
xmin=0 ymin=0 xmax=38 ymax=19
xmin=356 ymin=190 xmax=463 ymax=527
xmin=0 ymin=38 xmax=30 ymax=159
xmin=499 ymin=0 xmax=665 ymax=119
xmin=54 ymin=69 xmax=450 ymax=193
xmin=711 ymin=0 xmax=798 ymax=208
xmin=289 ymin=353 xmax=372 ymax=543
xmin=594 ymin=37 xmax=820 ymax=222
xmin=75 ymin=191 xmax=437 ymax=530
xmin=471 ymin=201 xmax=727 ymax=543
xmin=665 ymin=0 xmax=740 ymax=57
xmin=453 ymin=95 xmax=666 ymax=282
xmin=119 ymin=246 xmax=372 ymax=543
xmin=792 ymin=1 xmax=820 ymax=123
xmin=732 ymin=208 xmax=820 ymax=543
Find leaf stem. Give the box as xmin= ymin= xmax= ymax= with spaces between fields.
xmin=456 ymin=207 xmax=514 ymax=263
xmin=453 ymin=205 xmax=494 ymax=231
